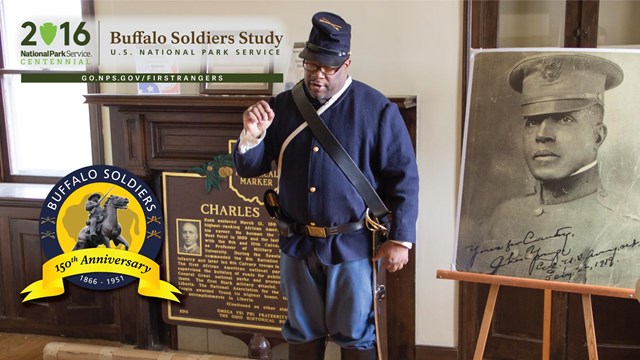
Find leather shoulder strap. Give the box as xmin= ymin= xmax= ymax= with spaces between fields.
xmin=291 ymin=82 xmax=389 ymax=218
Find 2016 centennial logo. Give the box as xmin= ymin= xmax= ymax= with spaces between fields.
xmin=22 ymin=165 xmax=181 ymax=302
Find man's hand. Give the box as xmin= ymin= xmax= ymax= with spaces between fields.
xmin=243 ymin=100 xmax=275 ymax=138
xmin=372 ymin=241 xmax=409 ymax=273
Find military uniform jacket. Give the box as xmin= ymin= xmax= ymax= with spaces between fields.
xmin=234 ymin=80 xmax=419 ymax=264
xmin=464 ymin=167 xmax=640 ymax=289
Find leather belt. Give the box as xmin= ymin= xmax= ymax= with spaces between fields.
xmin=276 ymin=219 xmax=365 ymax=238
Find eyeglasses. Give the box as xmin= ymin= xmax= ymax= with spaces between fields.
xmin=302 ymin=60 xmax=344 ymax=75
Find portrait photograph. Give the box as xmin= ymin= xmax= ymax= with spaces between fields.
xmin=177 ymin=219 xmax=202 ymax=256
xmin=455 ymin=49 xmax=640 ymax=290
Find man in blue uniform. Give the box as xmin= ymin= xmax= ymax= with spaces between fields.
xmin=470 ymin=53 xmax=640 ymax=289
xmin=233 ymin=11 xmax=419 ymax=360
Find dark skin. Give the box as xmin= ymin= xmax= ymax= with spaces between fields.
xmin=522 ymin=105 xmax=606 ymax=182
xmin=241 ymin=58 xmax=409 ymax=272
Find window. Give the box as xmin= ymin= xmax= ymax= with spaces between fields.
xmin=0 ymin=0 xmax=101 ymax=182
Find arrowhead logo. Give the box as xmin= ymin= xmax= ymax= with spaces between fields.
xmin=39 ymin=22 xmax=57 ymax=45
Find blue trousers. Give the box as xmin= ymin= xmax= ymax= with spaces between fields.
xmin=280 ymin=251 xmax=376 ymax=349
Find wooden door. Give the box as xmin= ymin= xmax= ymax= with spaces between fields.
xmin=3 ymin=217 xmax=121 ymax=339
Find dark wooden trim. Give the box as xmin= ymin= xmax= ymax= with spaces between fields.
xmin=387 ymin=250 xmax=416 ymax=360
xmin=82 ymin=0 xmax=105 ymax=165
xmin=5 ymin=175 xmax=61 ymax=184
xmin=85 ymin=94 xmax=270 ymax=108
xmin=462 ymin=0 xmax=470 ymax=132
xmin=460 ymin=2 xmax=498 ymax=352
xmin=84 ymin=94 xmax=414 ymax=109
xmin=459 ymin=282 xmax=480 ymax=360
xmin=463 ymin=0 xmax=499 ymax=142
xmin=0 ymin=30 xmax=7 ymax=182
xmin=0 ymin=24 xmax=4 ymax=69
xmin=88 ymin=87 xmax=105 ymax=165
xmin=0 ymin=81 xmax=9 ymax=182
xmin=565 ymin=1 xmax=582 ymax=47
xmin=565 ymin=0 xmax=600 ymax=48
xmin=579 ymin=0 xmax=600 ymax=48
xmin=469 ymin=0 xmax=499 ymax=49
xmin=415 ymin=345 xmax=458 ymax=360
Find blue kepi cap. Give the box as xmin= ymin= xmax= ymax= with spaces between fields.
xmin=299 ymin=12 xmax=351 ymax=67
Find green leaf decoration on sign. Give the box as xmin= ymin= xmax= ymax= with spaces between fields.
xmin=39 ymin=22 xmax=57 ymax=46
xmin=188 ymin=153 xmax=235 ymax=193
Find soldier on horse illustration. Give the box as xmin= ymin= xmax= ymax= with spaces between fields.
xmin=74 ymin=189 xmax=131 ymax=251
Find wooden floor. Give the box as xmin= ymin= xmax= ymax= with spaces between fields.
xmin=0 ymin=332 xmax=124 ymax=360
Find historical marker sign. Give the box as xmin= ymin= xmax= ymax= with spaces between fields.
xmin=162 ymin=162 xmax=286 ymax=331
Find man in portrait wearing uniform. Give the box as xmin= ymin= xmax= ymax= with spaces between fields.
xmin=233 ymin=11 xmax=419 ymax=360
xmin=471 ymin=53 xmax=640 ymax=289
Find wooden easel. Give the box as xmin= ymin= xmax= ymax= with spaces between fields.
xmin=437 ymin=270 xmax=638 ymax=360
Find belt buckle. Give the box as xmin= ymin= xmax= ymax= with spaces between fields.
xmin=305 ymin=225 xmax=327 ymax=238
